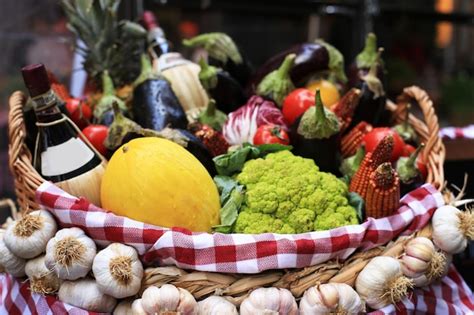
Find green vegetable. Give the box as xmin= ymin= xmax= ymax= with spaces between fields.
xmin=212 ymin=176 xmax=244 ymax=233
xmin=94 ymin=70 xmax=127 ymax=120
xmin=213 ymin=143 xmax=292 ymax=176
xmin=340 ymin=146 xmax=365 ymax=178
xmin=297 ymin=90 xmax=340 ymax=139
xmin=198 ymin=99 xmax=227 ymax=131
xmin=315 ymin=39 xmax=347 ymax=83
xmin=397 ymin=144 xmax=424 ymax=183
xmin=393 ymin=104 xmax=417 ymax=143
xmin=198 ymin=58 xmax=218 ymax=90
xmin=183 ymin=32 xmax=243 ymax=65
xmin=233 ymin=150 xmax=358 ymax=234
xmin=256 ymin=54 xmax=296 ymax=107
xmin=356 ymin=33 xmax=378 ymax=69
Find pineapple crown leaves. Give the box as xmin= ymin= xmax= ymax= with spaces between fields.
xmin=61 ymin=0 xmax=146 ymax=87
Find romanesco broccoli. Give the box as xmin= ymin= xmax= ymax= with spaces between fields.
xmin=234 ymin=150 xmax=358 ymax=234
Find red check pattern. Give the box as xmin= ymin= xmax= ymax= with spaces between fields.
xmin=0 ymin=265 xmax=472 ymax=314
xmin=35 ymin=182 xmax=444 ymax=273
xmin=440 ymin=125 xmax=474 ymax=140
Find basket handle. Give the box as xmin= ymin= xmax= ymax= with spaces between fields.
xmin=388 ymin=86 xmax=445 ymax=189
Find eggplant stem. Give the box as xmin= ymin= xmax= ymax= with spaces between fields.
xmin=276 ymin=54 xmax=296 ymax=78
xmin=314 ymin=90 xmax=327 ymax=121
xmin=101 ymin=70 xmax=115 ymax=96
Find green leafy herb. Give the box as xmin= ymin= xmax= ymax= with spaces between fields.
xmin=212 ymin=176 xmax=245 ymax=233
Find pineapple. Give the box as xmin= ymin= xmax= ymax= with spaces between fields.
xmin=61 ymin=0 xmax=146 ymax=88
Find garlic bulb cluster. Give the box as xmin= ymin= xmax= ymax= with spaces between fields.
xmin=356 ymin=256 xmax=413 ymax=310
xmin=240 ymin=287 xmax=298 ymax=315
xmin=140 ymin=284 xmax=198 ymax=315
xmin=58 ymin=278 xmax=117 ymax=313
xmin=432 ymin=205 xmax=474 ymax=254
xmin=401 ymin=237 xmax=435 ymax=278
xmin=45 ymin=227 xmax=96 ymax=280
xmin=4 ymin=210 xmax=57 ymax=259
xmin=299 ymin=283 xmax=365 ymax=314
xmin=92 ymin=243 xmax=143 ymax=298
xmin=25 ymin=255 xmax=60 ymax=295
xmin=0 ymin=230 xmax=26 ymax=277
xmin=131 ymin=299 xmax=147 ymax=314
xmin=198 ymin=296 xmax=238 ymax=315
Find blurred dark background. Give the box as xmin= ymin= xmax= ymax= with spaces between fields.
xmin=0 ymin=0 xmax=472 ymax=285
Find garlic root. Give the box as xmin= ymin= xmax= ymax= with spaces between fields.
xmin=93 ymin=243 xmax=143 ymax=299
xmin=25 ymin=255 xmax=60 ymax=295
xmin=45 ymin=227 xmax=96 ymax=280
xmin=4 ymin=210 xmax=57 ymax=259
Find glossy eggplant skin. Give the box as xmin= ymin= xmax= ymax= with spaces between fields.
xmin=400 ymin=175 xmax=424 ymax=196
xmin=349 ymin=80 xmax=387 ymax=129
xmin=290 ymin=116 xmax=341 ymax=175
xmin=132 ymin=79 xmax=188 ymax=131
xmin=347 ymin=64 xmax=386 ymax=90
xmin=209 ymin=70 xmax=246 ymax=114
xmin=248 ymin=43 xmax=329 ymax=92
xmin=177 ymin=129 xmax=217 ymax=176
xmin=209 ymin=56 xmax=253 ymax=89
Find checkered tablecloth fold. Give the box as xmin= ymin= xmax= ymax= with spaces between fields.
xmin=35 ymin=182 xmax=444 ymax=273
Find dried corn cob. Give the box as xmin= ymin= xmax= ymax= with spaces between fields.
xmin=331 ymin=88 xmax=361 ymax=133
xmin=349 ymin=134 xmax=393 ymax=199
xmin=47 ymin=71 xmax=71 ymax=101
xmin=366 ymin=162 xmax=400 ymax=218
xmin=340 ymin=121 xmax=373 ymax=157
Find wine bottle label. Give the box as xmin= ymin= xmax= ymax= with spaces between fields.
xmin=156 ymin=52 xmax=191 ymax=71
xmin=41 ymin=137 xmax=95 ymax=177
xmin=32 ymin=90 xmax=56 ymax=111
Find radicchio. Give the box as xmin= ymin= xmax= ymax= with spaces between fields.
xmin=223 ymin=96 xmax=287 ymax=145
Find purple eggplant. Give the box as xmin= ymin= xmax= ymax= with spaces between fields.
xmin=248 ymin=40 xmax=347 ymax=93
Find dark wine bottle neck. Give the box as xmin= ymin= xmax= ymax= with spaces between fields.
xmin=31 ymin=89 xmax=63 ymax=123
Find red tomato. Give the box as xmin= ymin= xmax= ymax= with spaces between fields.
xmin=82 ymin=125 xmax=108 ymax=156
xmin=402 ymin=144 xmax=416 ymax=157
xmin=362 ymin=128 xmax=406 ymax=162
xmin=66 ymin=98 xmax=92 ymax=130
xmin=253 ymin=124 xmax=290 ymax=145
xmin=282 ymin=88 xmax=315 ymax=125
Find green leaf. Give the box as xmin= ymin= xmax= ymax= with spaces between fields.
xmin=348 ymin=192 xmax=365 ymax=223
xmin=213 ymin=143 xmax=291 ymax=176
xmin=214 ymin=175 xmax=239 ymax=204
xmin=212 ymin=185 xmax=244 ymax=234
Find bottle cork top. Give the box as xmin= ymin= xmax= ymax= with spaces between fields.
xmin=21 ymin=64 xmax=51 ymax=97
xmin=142 ymin=11 xmax=158 ymax=30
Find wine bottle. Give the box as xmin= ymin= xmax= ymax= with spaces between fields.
xmin=142 ymin=11 xmax=208 ymax=113
xmin=21 ymin=63 xmax=106 ymax=206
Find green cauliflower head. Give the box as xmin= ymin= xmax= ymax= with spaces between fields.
xmin=234 ymin=150 xmax=358 ymax=234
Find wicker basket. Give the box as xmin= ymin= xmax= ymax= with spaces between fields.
xmin=8 ymin=86 xmax=445 ymax=211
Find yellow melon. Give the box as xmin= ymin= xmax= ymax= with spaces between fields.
xmin=100 ymin=137 xmax=220 ymax=232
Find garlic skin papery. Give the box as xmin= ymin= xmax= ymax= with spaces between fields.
xmin=198 ymin=296 xmax=238 ymax=315
xmin=432 ymin=205 xmax=474 ymax=254
xmin=240 ymin=287 xmax=298 ymax=315
xmin=92 ymin=243 xmax=144 ymax=299
xmin=401 ymin=237 xmax=435 ymax=278
xmin=4 ymin=210 xmax=57 ymax=259
xmin=113 ymin=299 xmax=133 ymax=315
xmin=355 ymin=256 xmax=413 ymax=310
xmin=58 ymin=278 xmax=117 ymax=313
xmin=132 ymin=299 xmax=148 ymax=315
xmin=299 ymin=283 xmax=365 ymax=315
xmin=25 ymin=255 xmax=60 ymax=295
xmin=413 ymin=252 xmax=452 ymax=287
xmin=0 ymin=230 xmax=26 ymax=277
xmin=141 ymin=284 xmax=198 ymax=315
xmin=45 ymin=227 xmax=97 ymax=280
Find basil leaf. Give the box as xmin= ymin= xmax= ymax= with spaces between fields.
xmin=214 ymin=175 xmax=238 ymax=204
xmin=213 ymin=186 xmax=244 ymax=233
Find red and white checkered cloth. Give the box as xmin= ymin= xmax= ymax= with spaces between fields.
xmin=440 ymin=125 xmax=474 ymax=140
xmin=1 ymin=265 xmax=472 ymax=314
xmin=35 ymin=182 xmax=445 ymax=273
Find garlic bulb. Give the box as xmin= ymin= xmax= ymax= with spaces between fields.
xmin=432 ymin=205 xmax=474 ymax=254
xmin=198 ymin=296 xmax=238 ymax=315
xmin=356 ymin=256 xmax=413 ymax=310
xmin=4 ymin=210 xmax=57 ymax=259
xmin=0 ymin=230 xmax=26 ymax=277
xmin=132 ymin=299 xmax=147 ymax=314
xmin=45 ymin=227 xmax=97 ymax=280
xmin=141 ymin=284 xmax=198 ymax=315
xmin=113 ymin=299 xmax=133 ymax=315
xmin=240 ymin=287 xmax=298 ymax=315
xmin=25 ymin=255 xmax=60 ymax=295
xmin=413 ymin=252 xmax=452 ymax=287
xmin=92 ymin=243 xmax=143 ymax=298
xmin=299 ymin=283 xmax=365 ymax=314
xmin=401 ymin=237 xmax=435 ymax=278
xmin=58 ymin=278 xmax=117 ymax=313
